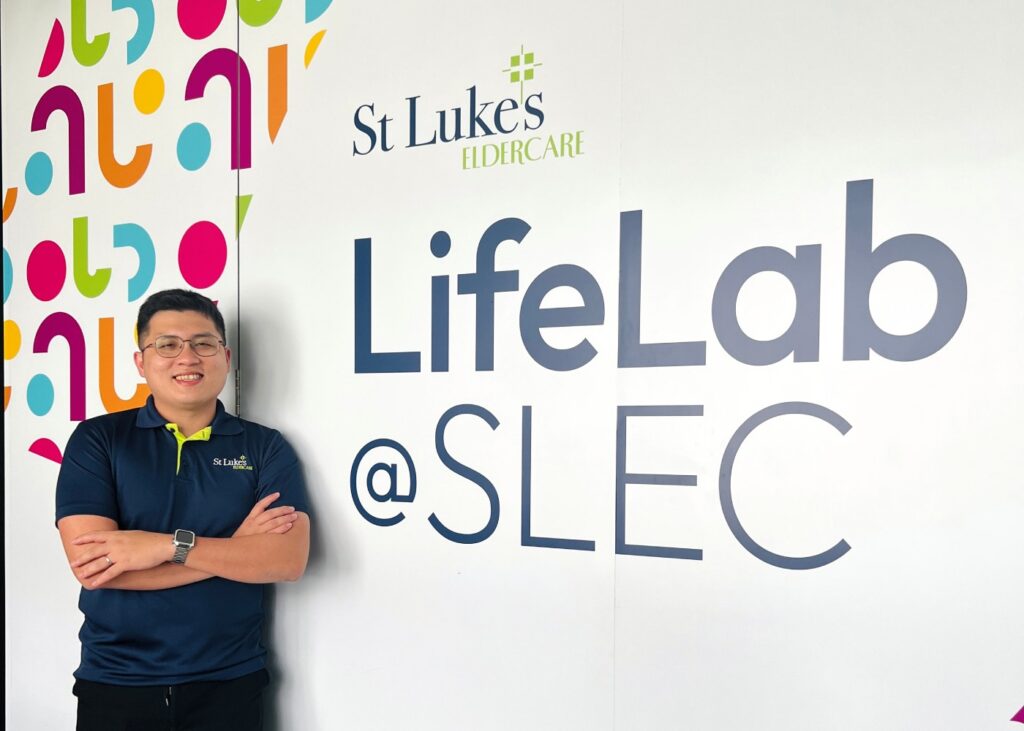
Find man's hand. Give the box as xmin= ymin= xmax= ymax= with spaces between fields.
xmin=233 ymin=492 xmax=299 ymax=537
xmin=71 ymin=530 xmax=175 ymax=587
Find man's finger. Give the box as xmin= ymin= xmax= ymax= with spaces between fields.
xmin=71 ymin=532 xmax=107 ymax=545
xmin=246 ymin=492 xmax=281 ymax=518
xmin=72 ymin=548 xmax=104 ymax=567
xmin=245 ymin=493 xmax=277 ymax=518
xmin=258 ymin=513 xmax=299 ymax=533
xmin=91 ymin=563 xmax=124 ymax=588
xmin=78 ymin=556 xmax=111 ymax=579
xmin=254 ymin=506 xmax=295 ymax=525
xmin=270 ymin=522 xmax=295 ymax=535
xmin=271 ymin=514 xmax=299 ymax=529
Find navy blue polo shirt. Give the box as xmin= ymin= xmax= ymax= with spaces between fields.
xmin=55 ymin=397 xmax=309 ymax=686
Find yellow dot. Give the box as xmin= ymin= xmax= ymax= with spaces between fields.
xmin=4 ymin=320 xmax=21 ymax=360
xmin=134 ymin=69 xmax=165 ymax=115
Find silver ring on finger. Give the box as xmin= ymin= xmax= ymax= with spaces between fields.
xmin=105 ymin=556 xmax=112 ymax=566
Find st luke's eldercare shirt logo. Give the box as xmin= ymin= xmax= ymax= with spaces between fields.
xmin=213 ymin=455 xmax=253 ymax=471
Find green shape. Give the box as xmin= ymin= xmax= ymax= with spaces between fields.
xmin=510 ymin=71 xmax=520 ymax=83
xmin=510 ymin=55 xmax=521 ymax=67
xmin=524 ymin=69 xmax=534 ymax=81
xmin=524 ymin=52 xmax=534 ymax=64
xmin=239 ymin=0 xmax=283 ymax=27
xmin=236 ymin=194 xmax=253 ymax=237
xmin=73 ymin=216 xmax=111 ymax=298
xmin=71 ymin=0 xmax=110 ymax=67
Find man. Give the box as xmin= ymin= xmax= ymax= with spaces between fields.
xmin=56 ymin=289 xmax=310 ymax=730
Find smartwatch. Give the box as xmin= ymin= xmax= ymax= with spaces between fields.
xmin=171 ymin=529 xmax=196 ymax=564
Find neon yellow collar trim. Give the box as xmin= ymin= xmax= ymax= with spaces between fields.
xmin=165 ymin=423 xmax=212 ymax=474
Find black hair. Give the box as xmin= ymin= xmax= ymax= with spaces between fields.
xmin=136 ymin=289 xmax=227 ymax=344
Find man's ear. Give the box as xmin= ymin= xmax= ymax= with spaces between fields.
xmin=224 ymin=347 xmax=232 ymax=369
xmin=134 ymin=350 xmax=145 ymax=377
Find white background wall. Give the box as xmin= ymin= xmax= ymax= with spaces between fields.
xmin=5 ymin=1 xmax=1023 ymax=729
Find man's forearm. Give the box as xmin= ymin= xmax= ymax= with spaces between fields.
xmin=64 ymin=498 xmax=306 ymax=589
xmin=182 ymin=514 xmax=309 ymax=584
xmin=97 ymin=563 xmax=212 ymax=591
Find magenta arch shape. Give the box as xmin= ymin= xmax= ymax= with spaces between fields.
xmin=184 ymin=49 xmax=252 ymax=170
xmin=33 ymin=311 xmax=87 ymax=421
xmin=31 ymin=85 xmax=86 ymax=195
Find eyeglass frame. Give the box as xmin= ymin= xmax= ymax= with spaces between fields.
xmin=139 ymin=335 xmax=226 ymax=358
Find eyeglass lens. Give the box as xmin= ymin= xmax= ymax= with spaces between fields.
xmin=151 ymin=336 xmax=221 ymax=357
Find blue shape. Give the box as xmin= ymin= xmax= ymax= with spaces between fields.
xmin=25 ymin=152 xmax=53 ymax=195
xmin=428 ymin=404 xmax=501 ymax=544
xmin=176 ymin=122 xmax=211 ymax=171
xmin=112 ymin=0 xmax=155 ymax=64
xmin=3 ymin=248 xmax=12 ymax=303
xmin=430 ymin=230 xmax=451 ymax=258
xmin=113 ymin=223 xmax=156 ymax=301
xmin=349 ymin=438 xmax=416 ymax=527
xmin=27 ymin=374 xmax=55 ymax=416
xmin=306 ymin=0 xmax=332 ymax=22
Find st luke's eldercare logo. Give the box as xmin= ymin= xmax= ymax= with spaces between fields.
xmin=350 ymin=46 xmax=584 ymax=170
xmin=214 ymin=455 xmax=254 ymax=471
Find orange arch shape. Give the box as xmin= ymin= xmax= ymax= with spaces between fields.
xmin=98 ymin=83 xmax=152 ymax=188
xmin=99 ymin=317 xmax=150 ymax=412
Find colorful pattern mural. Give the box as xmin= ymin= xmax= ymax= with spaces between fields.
xmin=2 ymin=0 xmax=333 ymax=463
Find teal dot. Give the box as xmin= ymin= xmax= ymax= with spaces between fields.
xmin=177 ymin=122 xmax=211 ymax=171
xmin=25 ymin=152 xmax=53 ymax=195
xmin=27 ymin=374 xmax=55 ymax=416
xmin=3 ymin=248 xmax=12 ymax=304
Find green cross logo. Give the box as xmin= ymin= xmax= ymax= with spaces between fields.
xmin=503 ymin=45 xmax=542 ymax=104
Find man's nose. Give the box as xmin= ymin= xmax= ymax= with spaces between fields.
xmin=176 ymin=342 xmax=203 ymax=361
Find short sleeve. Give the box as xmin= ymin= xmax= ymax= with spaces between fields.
xmin=55 ymin=421 xmax=120 ymax=525
xmin=256 ymin=431 xmax=311 ymax=517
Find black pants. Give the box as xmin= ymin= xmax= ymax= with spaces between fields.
xmin=73 ymin=668 xmax=269 ymax=731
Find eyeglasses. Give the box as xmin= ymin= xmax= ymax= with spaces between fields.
xmin=140 ymin=335 xmax=224 ymax=358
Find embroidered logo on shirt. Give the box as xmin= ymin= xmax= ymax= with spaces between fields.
xmin=214 ymin=454 xmax=253 ymax=471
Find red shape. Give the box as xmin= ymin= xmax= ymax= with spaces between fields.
xmin=1012 ymin=705 xmax=1024 ymax=724
xmin=178 ymin=221 xmax=227 ymax=289
xmin=27 ymin=240 xmax=67 ymax=301
xmin=177 ymin=0 xmax=227 ymax=40
xmin=29 ymin=438 xmax=63 ymax=464
xmin=39 ymin=19 xmax=64 ymax=78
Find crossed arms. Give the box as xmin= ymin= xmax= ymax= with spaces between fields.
xmin=57 ymin=493 xmax=310 ymax=591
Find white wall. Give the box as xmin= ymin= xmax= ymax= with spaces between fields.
xmin=5 ymin=1 xmax=1024 ymax=728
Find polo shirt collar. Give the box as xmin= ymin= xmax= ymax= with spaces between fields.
xmin=135 ymin=396 xmax=244 ymax=435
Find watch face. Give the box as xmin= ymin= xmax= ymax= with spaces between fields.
xmin=174 ymin=529 xmax=195 ymax=547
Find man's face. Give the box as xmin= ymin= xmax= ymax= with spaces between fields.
xmin=133 ymin=310 xmax=231 ymax=413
